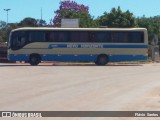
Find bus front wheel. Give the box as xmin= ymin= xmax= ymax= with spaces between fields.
xmin=29 ymin=54 xmax=41 ymax=66
xmin=95 ymin=55 xmax=108 ymax=66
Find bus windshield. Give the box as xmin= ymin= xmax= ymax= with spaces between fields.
xmin=10 ymin=31 xmax=28 ymax=50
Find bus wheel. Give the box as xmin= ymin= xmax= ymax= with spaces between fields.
xmin=96 ymin=55 xmax=108 ymax=66
xmin=29 ymin=54 xmax=41 ymax=66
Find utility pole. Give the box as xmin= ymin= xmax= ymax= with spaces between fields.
xmin=41 ymin=8 xmax=43 ymax=20
xmin=4 ymin=9 xmax=11 ymax=25
xmin=40 ymin=7 xmax=43 ymax=26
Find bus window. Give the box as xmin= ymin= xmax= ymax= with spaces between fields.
xmin=95 ymin=32 xmax=110 ymax=42
xmin=118 ymin=32 xmax=129 ymax=43
xmin=48 ymin=31 xmax=68 ymax=42
xmin=46 ymin=32 xmax=56 ymax=42
xmin=89 ymin=32 xmax=95 ymax=42
xmin=70 ymin=32 xmax=79 ymax=42
xmin=95 ymin=32 xmax=103 ymax=42
xmin=130 ymin=32 xmax=144 ymax=43
xmin=29 ymin=31 xmax=46 ymax=42
xmin=11 ymin=31 xmax=27 ymax=50
xmin=111 ymin=32 xmax=119 ymax=43
xmin=79 ymin=32 xmax=89 ymax=42
xmin=46 ymin=31 xmax=69 ymax=42
xmin=111 ymin=32 xmax=129 ymax=43
xmin=56 ymin=32 xmax=68 ymax=42
xmin=70 ymin=31 xmax=89 ymax=42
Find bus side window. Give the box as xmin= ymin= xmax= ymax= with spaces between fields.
xmin=70 ymin=31 xmax=89 ymax=42
xmin=89 ymin=32 xmax=95 ymax=42
xmin=29 ymin=31 xmax=46 ymax=42
xmin=46 ymin=32 xmax=55 ymax=42
xmin=80 ymin=32 xmax=89 ymax=42
xmin=59 ymin=33 xmax=64 ymax=41
xmin=110 ymin=32 xmax=129 ymax=43
xmin=50 ymin=33 xmax=55 ymax=40
xmin=57 ymin=32 xmax=68 ymax=42
xmin=95 ymin=32 xmax=110 ymax=42
xmin=118 ymin=32 xmax=129 ymax=43
xmin=111 ymin=32 xmax=119 ymax=43
xmin=130 ymin=32 xmax=144 ymax=43
xmin=70 ymin=32 xmax=79 ymax=42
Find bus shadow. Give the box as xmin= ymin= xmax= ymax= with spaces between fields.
xmin=0 ymin=63 xmax=51 ymax=67
xmin=107 ymin=64 xmax=143 ymax=67
xmin=0 ymin=63 xmax=144 ymax=67
xmin=52 ymin=63 xmax=143 ymax=67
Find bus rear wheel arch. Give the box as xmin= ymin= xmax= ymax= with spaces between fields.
xmin=95 ymin=54 xmax=109 ymax=66
xmin=29 ymin=54 xmax=41 ymax=66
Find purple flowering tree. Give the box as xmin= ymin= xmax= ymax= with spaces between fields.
xmin=53 ymin=0 xmax=94 ymax=27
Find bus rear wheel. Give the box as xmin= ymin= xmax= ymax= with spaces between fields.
xmin=29 ymin=54 xmax=41 ymax=66
xmin=95 ymin=55 xmax=108 ymax=66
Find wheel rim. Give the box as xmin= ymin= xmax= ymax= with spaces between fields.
xmin=100 ymin=57 xmax=107 ymax=64
xmin=30 ymin=55 xmax=40 ymax=65
xmin=97 ymin=55 xmax=108 ymax=65
xmin=31 ymin=57 xmax=38 ymax=63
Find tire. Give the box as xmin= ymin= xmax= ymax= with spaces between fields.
xmin=29 ymin=54 xmax=41 ymax=66
xmin=95 ymin=55 xmax=108 ymax=66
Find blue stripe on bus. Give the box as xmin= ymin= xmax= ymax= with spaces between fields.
xmin=103 ymin=45 xmax=148 ymax=48
xmin=109 ymin=55 xmax=148 ymax=62
xmin=22 ymin=44 xmax=148 ymax=50
xmin=8 ymin=54 xmax=30 ymax=61
xmin=48 ymin=44 xmax=148 ymax=49
xmin=8 ymin=54 xmax=148 ymax=62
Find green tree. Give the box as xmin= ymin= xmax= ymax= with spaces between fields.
xmin=0 ymin=21 xmax=7 ymax=42
xmin=0 ymin=21 xmax=7 ymax=29
xmin=0 ymin=30 xmax=6 ymax=42
xmin=98 ymin=6 xmax=136 ymax=28
xmin=53 ymin=0 xmax=97 ymax=27
xmin=0 ymin=21 xmax=8 ymax=42
xmin=137 ymin=16 xmax=160 ymax=44
xmin=19 ymin=17 xmax=37 ymax=27
xmin=37 ymin=19 xmax=47 ymax=26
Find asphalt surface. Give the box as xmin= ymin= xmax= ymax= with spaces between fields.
xmin=0 ymin=62 xmax=160 ymax=120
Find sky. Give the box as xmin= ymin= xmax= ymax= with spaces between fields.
xmin=1 ymin=0 xmax=160 ymax=24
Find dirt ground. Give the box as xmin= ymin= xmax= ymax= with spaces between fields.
xmin=0 ymin=62 xmax=160 ymax=120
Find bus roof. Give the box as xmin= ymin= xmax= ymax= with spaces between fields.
xmin=11 ymin=27 xmax=147 ymax=32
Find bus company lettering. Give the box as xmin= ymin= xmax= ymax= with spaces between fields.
xmin=67 ymin=44 xmax=79 ymax=48
xmin=81 ymin=44 xmax=103 ymax=48
xmin=67 ymin=44 xmax=103 ymax=48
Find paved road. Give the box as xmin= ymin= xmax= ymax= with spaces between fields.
xmin=0 ymin=62 xmax=160 ymax=120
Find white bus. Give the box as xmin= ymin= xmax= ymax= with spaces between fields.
xmin=7 ymin=27 xmax=148 ymax=65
